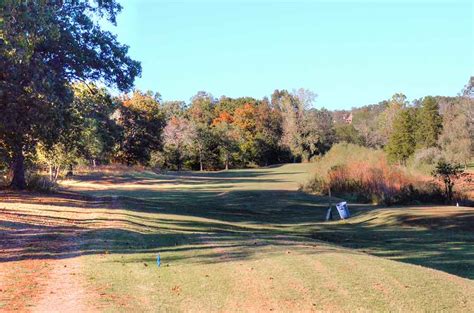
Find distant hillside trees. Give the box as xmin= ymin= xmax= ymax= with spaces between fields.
xmin=350 ymin=101 xmax=388 ymax=147
xmin=438 ymin=98 xmax=472 ymax=166
xmin=333 ymin=80 xmax=473 ymax=169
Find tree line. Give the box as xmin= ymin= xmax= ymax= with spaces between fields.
xmin=333 ymin=85 xmax=473 ymax=167
xmin=1 ymin=1 xmax=472 ymax=190
xmin=4 ymin=85 xmax=338 ymax=176
xmin=2 ymin=79 xmax=472 ymax=190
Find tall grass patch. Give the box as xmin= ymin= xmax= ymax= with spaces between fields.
xmin=304 ymin=143 xmax=444 ymax=205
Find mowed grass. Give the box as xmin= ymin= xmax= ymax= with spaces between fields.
xmin=1 ymin=163 xmax=473 ymax=312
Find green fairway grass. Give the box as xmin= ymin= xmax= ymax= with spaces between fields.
xmin=2 ymin=163 xmax=473 ymax=311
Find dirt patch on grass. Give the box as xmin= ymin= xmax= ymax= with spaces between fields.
xmin=32 ymin=255 xmax=96 ymax=313
xmin=0 ymin=192 xmax=124 ymax=311
xmin=0 ymin=259 xmax=50 ymax=311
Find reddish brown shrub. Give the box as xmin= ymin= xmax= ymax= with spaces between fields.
xmin=304 ymin=143 xmax=445 ymax=205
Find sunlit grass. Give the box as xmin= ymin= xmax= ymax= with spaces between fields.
xmin=1 ymin=164 xmax=473 ymax=311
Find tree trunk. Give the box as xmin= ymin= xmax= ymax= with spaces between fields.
xmin=53 ymin=165 xmax=61 ymax=182
xmin=447 ymin=182 xmax=453 ymax=203
xmin=199 ymin=150 xmax=203 ymax=171
xmin=225 ymin=154 xmax=229 ymax=171
xmin=66 ymin=164 xmax=74 ymax=177
xmin=10 ymin=147 xmax=26 ymax=190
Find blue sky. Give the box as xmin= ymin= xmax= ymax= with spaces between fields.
xmin=109 ymin=0 xmax=473 ymax=109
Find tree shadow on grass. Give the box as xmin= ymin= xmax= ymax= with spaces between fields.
xmin=311 ymin=214 xmax=474 ymax=279
xmin=67 ymin=188 xmax=338 ymax=224
xmin=1 ymin=188 xmax=336 ymax=225
xmin=0 ymin=216 xmax=336 ymax=267
xmin=71 ymin=168 xmax=303 ymax=186
xmin=1 ymin=167 xmax=473 ymax=280
xmin=1 ymin=200 xmax=473 ymax=279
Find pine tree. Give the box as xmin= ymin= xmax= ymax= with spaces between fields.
xmin=416 ymin=97 xmax=443 ymax=148
xmin=386 ymin=108 xmax=417 ymax=164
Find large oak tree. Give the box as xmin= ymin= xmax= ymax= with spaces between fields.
xmin=0 ymin=0 xmax=141 ymax=189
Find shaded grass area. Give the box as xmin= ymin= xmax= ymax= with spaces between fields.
xmin=0 ymin=163 xmax=473 ymax=311
xmin=309 ymin=207 xmax=474 ymax=279
xmin=1 ymin=201 xmax=472 ymax=279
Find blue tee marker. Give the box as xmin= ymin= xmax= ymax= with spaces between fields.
xmin=157 ymin=254 xmax=161 ymax=267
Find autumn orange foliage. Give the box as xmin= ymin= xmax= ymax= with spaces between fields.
xmin=233 ymin=103 xmax=257 ymax=132
xmin=212 ymin=111 xmax=234 ymax=126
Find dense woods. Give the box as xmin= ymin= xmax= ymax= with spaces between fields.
xmin=1 ymin=79 xmax=472 ymax=191
xmin=1 ymin=1 xmax=473 ymax=190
